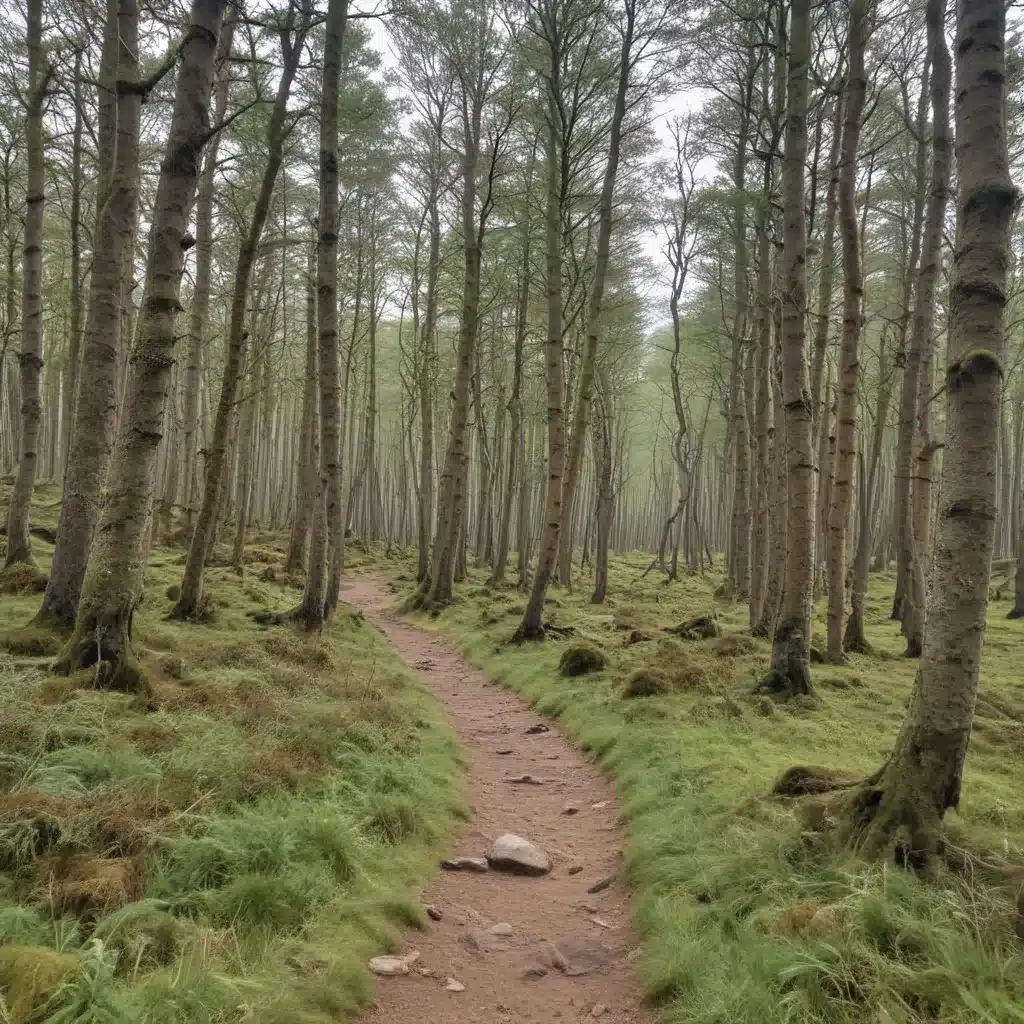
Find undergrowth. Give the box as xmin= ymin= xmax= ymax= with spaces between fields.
xmin=379 ymin=550 xmax=1024 ymax=1024
xmin=0 ymin=508 xmax=463 ymax=1022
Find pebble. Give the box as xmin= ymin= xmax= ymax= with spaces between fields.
xmin=579 ymin=901 xmax=599 ymax=914
xmin=445 ymin=977 xmax=466 ymax=993
xmin=425 ymin=904 xmax=443 ymax=921
xmin=506 ymin=774 xmax=545 ymax=784
xmin=441 ymin=856 xmax=489 ymax=872
xmin=562 ymin=802 xmax=580 ymax=815
xmin=587 ymin=873 xmax=616 ymax=894
xmin=568 ymin=864 xmax=583 ymax=875
xmin=592 ymin=1004 xmax=608 ymax=1018
xmin=496 ymin=748 xmax=514 ymax=755
xmin=488 ymin=921 xmax=514 ymax=936
xmin=525 ymin=723 xmax=549 ymax=734
xmin=589 ymin=916 xmax=613 ymax=929
xmin=591 ymin=800 xmax=609 ymax=810
xmin=522 ymin=966 xmax=548 ymax=980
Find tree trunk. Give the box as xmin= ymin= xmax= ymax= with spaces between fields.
xmin=590 ymin=380 xmax=613 ymax=605
xmin=5 ymin=0 xmax=48 ymax=569
xmin=39 ymin=0 xmax=140 ymax=626
xmin=174 ymin=12 xmax=306 ymax=619
xmin=515 ymin=106 xmax=564 ymax=640
xmin=54 ymin=0 xmax=227 ymax=687
xmin=416 ymin=199 xmax=440 ymax=583
xmin=556 ymin=1 xmax=634 ymax=587
xmin=298 ymin=0 xmax=347 ymax=626
xmin=904 ymin=0 xmax=952 ymax=657
xmin=760 ymin=0 xmax=814 ymax=697
xmin=181 ymin=22 xmax=233 ymax=532
xmin=825 ymin=0 xmax=869 ymax=662
xmin=843 ymin=0 xmax=1014 ymax=864
xmin=285 ymin=234 xmax=319 ymax=574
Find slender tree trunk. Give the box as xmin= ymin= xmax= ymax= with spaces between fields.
xmin=416 ymin=201 xmax=440 ymax=583
xmin=181 ymin=22 xmax=233 ymax=532
xmin=5 ymin=0 xmax=48 ymax=569
xmin=904 ymin=0 xmax=952 ymax=657
xmin=174 ymin=14 xmax=306 ymax=619
xmin=39 ymin=0 xmax=140 ymax=625
xmin=556 ymin=2 xmax=634 ymax=587
xmin=54 ymin=0 xmax=227 ymax=686
xmin=516 ymin=107 xmax=564 ymax=640
xmin=285 ymin=234 xmax=319 ymax=574
xmin=590 ymin=382 xmax=613 ymax=605
xmin=844 ymin=0 xmax=1014 ymax=861
xmin=298 ymin=0 xmax=347 ymax=625
xmin=761 ymin=0 xmax=814 ymax=697
xmin=825 ymin=0 xmax=869 ymax=662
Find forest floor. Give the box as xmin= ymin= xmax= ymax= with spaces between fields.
xmin=0 ymin=489 xmax=466 ymax=1023
xmin=361 ymin=548 xmax=1024 ymax=1024
xmin=345 ymin=574 xmax=653 ymax=1024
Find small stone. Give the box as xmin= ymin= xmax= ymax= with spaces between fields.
xmin=506 ymin=774 xmax=545 ymax=784
xmin=487 ymin=834 xmax=552 ymax=876
xmin=441 ymin=856 xmax=489 ymax=872
xmin=561 ymin=802 xmax=580 ymax=815
xmin=425 ymin=904 xmax=443 ymax=921
xmin=496 ymin=748 xmax=514 ymax=755
xmin=368 ymin=953 xmax=417 ymax=976
xmin=568 ymin=864 xmax=583 ymax=875
xmin=579 ymin=900 xmax=598 ymax=913
xmin=488 ymin=922 xmax=513 ymax=936
xmin=591 ymin=800 xmax=609 ymax=810
xmin=591 ymin=1003 xmax=608 ymax=1018
xmin=589 ymin=916 xmax=613 ymax=929
xmin=522 ymin=966 xmax=548 ymax=980
xmin=445 ymin=977 xmax=466 ymax=993
xmin=412 ymin=965 xmax=435 ymax=978
xmin=525 ymin=723 xmax=549 ymax=734
xmin=587 ymin=873 xmax=616 ymax=894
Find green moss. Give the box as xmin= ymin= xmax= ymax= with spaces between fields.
xmin=558 ymin=642 xmax=607 ymax=677
xmin=0 ymin=945 xmax=81 ymax=1021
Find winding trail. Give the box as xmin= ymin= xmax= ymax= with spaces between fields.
xmin=345 ymin=575 xmax=654 ymax=1024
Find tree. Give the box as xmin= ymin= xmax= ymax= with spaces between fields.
xmin=37 ymin=0 xmax=140 ymax=627
xmin=4 ymin=0 xmax=50 ymax=570
xmin=843 ymin=0 xmax=1016 ymax=863
xmin=759 ymin=0 xmax=813 ymax=697
xmin=53 ymin=0 xmax=228 ymax=687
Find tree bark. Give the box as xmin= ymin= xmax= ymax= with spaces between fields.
xmin=825 ymin=0 xmax=869 ymax=662
xmin=5 ymin=0 xmax=48 ymax=569
xmin=285 ymin=234 xmax=319 ymax=574
xmin=515 ymin=103 xmax=564 ymax=640
xmin=298 ymin=0 xmax=347 ymax=625
xmin=760 ymin=0 xmax=814 ymax=697
xmin=181 ymin=21 xmax=233 ymax=533
xmin=903 ymin=0 xmax=952 ymax=658
xmin=174 ymin=10 xmax=306 ymax=620
xmin=39 ymin=0 xmax=140 ymax=626
xmin=843 ymin=0 xmax=1014 ymax=863
xmin=54 ymin=0 xmax=227 ymax=687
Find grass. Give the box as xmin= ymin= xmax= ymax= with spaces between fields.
xmin=374 ymin=552 xmax=1024 ymax=1024
xmin=0 ymin=491 xmax=464 ymax=1022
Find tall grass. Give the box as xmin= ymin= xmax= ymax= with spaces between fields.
xmin=0 ymin=525 xmax=464 ymax=1022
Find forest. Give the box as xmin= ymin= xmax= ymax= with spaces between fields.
xmin=0 ymin=0 xmax=1020 ymax=1019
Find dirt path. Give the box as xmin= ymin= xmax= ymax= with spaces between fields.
xmin=344 ymin=575 xmax=654 ymax=1024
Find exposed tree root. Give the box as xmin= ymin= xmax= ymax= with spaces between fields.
xmin=51 ymin=620 xmax=152 ymax=698
xmin=508 ymin=621 xmax=576 ymax=645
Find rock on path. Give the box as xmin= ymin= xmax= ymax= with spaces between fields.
xmin=344 ymin=575 xmax=653 ymax=1024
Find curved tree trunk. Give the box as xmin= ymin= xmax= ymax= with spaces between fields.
xmin=38 ymin=0 xmax=139 ymax=626
xmin=843 ymin=0 xmax=1013 ymax=864
xmin=54 ymin=0 xmax=227 ymax=688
